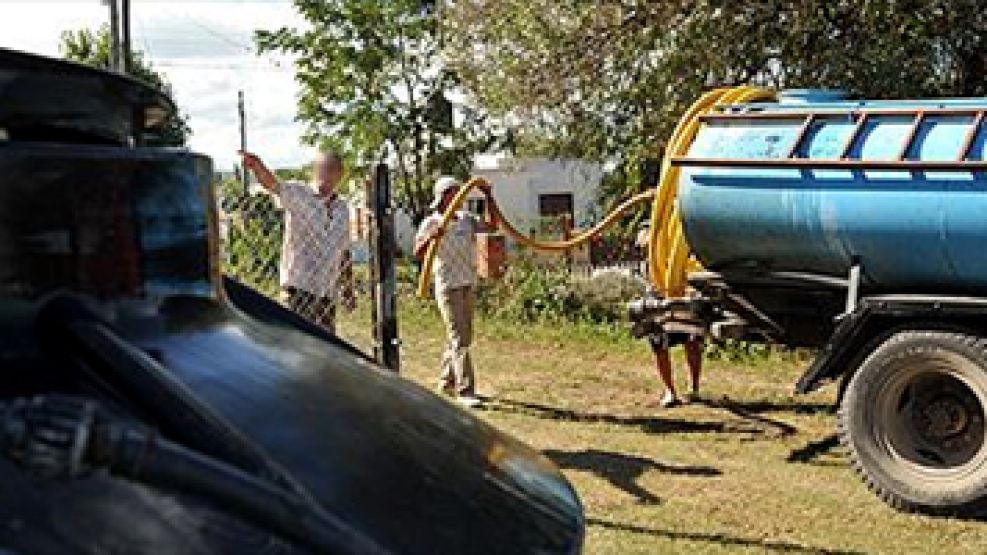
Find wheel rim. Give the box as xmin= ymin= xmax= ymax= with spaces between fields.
xmin=873 ymin=354 xmax=987 ymax=481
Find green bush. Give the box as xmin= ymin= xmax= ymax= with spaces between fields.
xmin=703 ymin=340 xmax=817 ymax=364
xmin=475 ymin=258 xmax=645 ymax=326
xmin=704 ymin=339 xmax=772 ymax=363
xmin=566 ymin=270 xmax=648 ymax=323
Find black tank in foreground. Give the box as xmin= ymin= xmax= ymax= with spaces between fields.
xmin=0 ymin=48 xmax=584 ymax=554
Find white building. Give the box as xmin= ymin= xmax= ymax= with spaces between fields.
xmin=470 ymin=156 xmax=604 ymax=236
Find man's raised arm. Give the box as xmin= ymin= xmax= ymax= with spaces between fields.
xmin=238 ymin=150 xmax=280 ymax=194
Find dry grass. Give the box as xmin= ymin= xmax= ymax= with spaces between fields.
xmin=337 ymin=300 xmax=987 ymax=554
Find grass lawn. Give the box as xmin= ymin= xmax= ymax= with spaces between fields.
xmin=337 ymin=299 xmax=987 ymax=554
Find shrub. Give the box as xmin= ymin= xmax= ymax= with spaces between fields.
xmin=476 ymin=258 xmax=646 ymax=326
xmin=566 ymin=269 xmax=648 ymax=324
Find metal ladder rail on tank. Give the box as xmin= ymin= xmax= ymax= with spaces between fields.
xmin=657 ymin=104 xmax=987 ymax=346
xmin=671 ymin=106 xmax=987 ymax=171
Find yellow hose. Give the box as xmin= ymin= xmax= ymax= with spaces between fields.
xmin=416 ymin=86 xmax=777 ymax=300
xmin=416 ymin=176 xmax=492 ymax=299
xmin=490 ymin=189 xmax=656 ymax=252
xmin=649 ymin=88 xmax=730 ymax=292
xmin=415 ymin=182 xmax=655 ymax=298
xmin=649 ymin=86 xmax=776 ymax=296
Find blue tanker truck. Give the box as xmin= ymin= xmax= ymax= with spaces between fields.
xmin=630 ymin=89 xmax=987 ymax=515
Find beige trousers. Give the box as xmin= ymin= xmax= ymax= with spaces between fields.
xmin=436 ymin=285 xmax=475 ymax=395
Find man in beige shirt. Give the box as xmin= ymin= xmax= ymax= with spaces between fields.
xmin=239 ymin=150 xmax=353 ymax=333
xmin=415 ymin=176 xmax=494 ymax=408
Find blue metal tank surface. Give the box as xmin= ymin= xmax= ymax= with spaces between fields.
xmin=678 ymin=93 xmax=987 ymax=292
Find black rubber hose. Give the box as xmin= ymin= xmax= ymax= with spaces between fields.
xmin=0 ymin=396 xmax=387 ymax=554
xmin=94 ymin=425 xmax=387 ymax=554
xmin=34 ymin=293 xmax=310 ymax=499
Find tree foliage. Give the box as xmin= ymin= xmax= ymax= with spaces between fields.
xmin=60 ymin=26 xmax=192 ymax=147
xmin=446 ymin=0 xmax=987 ymax=205
xmin=256 ymin=0 xmax=498 ymax=224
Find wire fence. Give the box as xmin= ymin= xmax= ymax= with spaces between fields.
xmin=215 ymin=179 xmax=652 ymax=357
xmin=216 ymin=180 xmax=375 ymax=353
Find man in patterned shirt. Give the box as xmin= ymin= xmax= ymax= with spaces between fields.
xmin=415 ymin=176 xmax=494 ymax=408
xmin=239 ymin=149 xmax=353 ymax=333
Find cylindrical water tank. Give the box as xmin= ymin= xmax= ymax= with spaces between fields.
xmin=678 ymin=92 xmax=987 ymax=292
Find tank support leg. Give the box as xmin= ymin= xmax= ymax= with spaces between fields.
xmin=842 ymin=259 xmax=863 ymax=318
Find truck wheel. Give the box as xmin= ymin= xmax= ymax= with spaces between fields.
xmin=839 ymin=330 xmax=987 ymax=515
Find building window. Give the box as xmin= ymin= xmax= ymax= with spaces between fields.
xmin=538 ymin=193 xmax=574 ymax=218
xmin=466 ymin=198 xmax=487 ymax=218
xmin=538 ymin=193 xmax=574 ymax=235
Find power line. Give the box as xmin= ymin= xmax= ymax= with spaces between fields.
xmin=182 ymin=17 xmax=253 ymax=54
xmin=152 ymin=6 xmax=256 ymax=56
xmin=129 ymin=6 xmax=293 ymax=77
xmin=153 ymin=60 xmax=293 ymax=73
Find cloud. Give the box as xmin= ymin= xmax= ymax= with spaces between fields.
xmin=0 ymin=0 xmax=309 ymax=171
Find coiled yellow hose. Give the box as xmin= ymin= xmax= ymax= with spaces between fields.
xmin=649 ymin=86 xmax=776 ymax=297
xmin=416 ymin=86 xmax=776 ymax=300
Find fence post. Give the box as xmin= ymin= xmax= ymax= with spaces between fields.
xmin=367 ymin=163 xmax=401 ymax=371
xmin=562 ymin=214 xmax=572 ymax=272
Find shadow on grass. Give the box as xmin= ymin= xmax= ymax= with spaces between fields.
xmin=787 ymin=434 xmax=842 ymax=465
xmin=690 ymin=396 xmax=801 ymax=437
xmin=709 ymin=398 xmax=835 ymax=416
xmin=488 ymin=398 xmax=769 ymax=436
xmin=587 ymin=517 xmax=865 ymax=554
xmin=543 ymin=448 xmax=721 ymax=505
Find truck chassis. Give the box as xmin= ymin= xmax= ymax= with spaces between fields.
xmin=631 ymin=270 xmax=987 ymax=515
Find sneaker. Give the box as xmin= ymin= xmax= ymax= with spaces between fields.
xmin=455 ymin=394 xmax=484 ymax=409
xmin=660 ymin=391 xmax=682 ymax=408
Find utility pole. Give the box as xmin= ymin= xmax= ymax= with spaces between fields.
xmin=120 ymin=0 xmax=131 ymax=74
xmin=105 ymin=0 xmax=121 ymax=72
xmin=238 ymin=90 xmax=248 ymax=193
xmin=102 ymin=0 xmax=129 ymax=74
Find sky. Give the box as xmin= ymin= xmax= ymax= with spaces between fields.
xmin=0 ymin=0 xmax=312 ymax=170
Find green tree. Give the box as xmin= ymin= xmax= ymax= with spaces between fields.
xmin=255 ymin=0 xmax=498 ymax=224
xmin=60 ymin=26 xmax=191 ymax=147
xmin=446 ymin=0 xmax=987 ymax=209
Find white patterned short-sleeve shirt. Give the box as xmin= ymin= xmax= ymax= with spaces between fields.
xmin=417 ymin=211 xmax=477 ymax=294
xmin=278 ymin=181 xmax=350 ymax=299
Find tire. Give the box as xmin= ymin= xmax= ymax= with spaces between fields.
xmin=838 ymin=330 xmax=987 ymax=515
